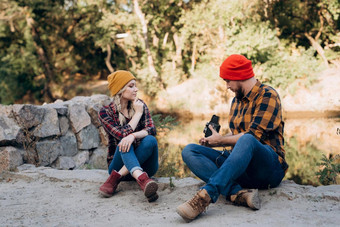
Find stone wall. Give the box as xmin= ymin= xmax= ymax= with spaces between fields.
xmin=0 ymin=95 xmax=111 ymax=172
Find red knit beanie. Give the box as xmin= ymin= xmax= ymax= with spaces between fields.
xmin=220 ymin=54 xmax=254 ymax=80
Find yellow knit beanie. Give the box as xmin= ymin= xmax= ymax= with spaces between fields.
xmin=107 ymin=70 xmax=136 ymax=96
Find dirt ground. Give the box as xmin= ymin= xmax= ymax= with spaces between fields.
xmin=0 ymin=165 xmax=339 ymax=227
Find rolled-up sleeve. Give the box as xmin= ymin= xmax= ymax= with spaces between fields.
xmin=98 ymin=106 xmax=134 ymax=140
xmin=247 ymin=91 xmax=281 ymax=142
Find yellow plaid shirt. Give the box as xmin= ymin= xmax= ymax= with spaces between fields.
xmin=228 ymin=80 xmax=288 ymax=171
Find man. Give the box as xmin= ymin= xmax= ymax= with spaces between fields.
xmin=176 ymin=54 xmax=288 ymax=222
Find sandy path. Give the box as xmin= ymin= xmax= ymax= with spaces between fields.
xmin=0 ymin=165 xmax=339 ymax=227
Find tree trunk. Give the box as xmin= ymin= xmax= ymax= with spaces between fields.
xmin=162 ymin=32 xmax=169 ymax=48
xmin=304 ymin=32 xmax=329 ymax=68
xmin=304 ymin=13 xmax=329 ymax=68
xmin=191 ymin=38 xmax=197 ymax=74
xmin=173 ymin=32 xmax=183 ymax=67
xmin=105 ymin=44 xmax=114 ymax=73
xmin=133 ymin=0 xmax=161 ymax=82
xmin=26 ymin=16 xmax=55 ymax=102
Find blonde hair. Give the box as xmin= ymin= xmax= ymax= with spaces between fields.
xmin=112 ymin=83 xmax=135 ymax=125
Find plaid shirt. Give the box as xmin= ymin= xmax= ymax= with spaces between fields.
xmin=98 ymin=99 xmax=156 ymax=167
xmin=228 ymin=80 xmax=288 ymax=171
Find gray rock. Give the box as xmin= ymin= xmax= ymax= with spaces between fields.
xmin=17 ymin=164 xmax=37 ymax=171
xmin=86 ymin=95 xmax=111 ymax=127
xmin=66 ymin=96 xmax=91 ymax=107
xmin=59 ymin=116 xmax=69 ymax=136
xmin=88 ymin=146 xmax=107 ymax=169
xmin=59 ymin=131 xmax=78 ymax=156
xmin=42 ymin=103 xmax=68 ymax=116
xmin=88 ymin=95 xmax=111 ymax=111
xmin=54 ymin=156 xmax=76 ymax=170
xmin=12 ymin=105 xmax=45 ymax=129
xmin=89 ymin=94 xmax=111 ymax=106
xmin=87 ymin=103 xmax=102 ymax=128
xmin=0 ymin=114 xmax=21 ymax=144
xmin=76 ymin=124 xmax=100 ymax=150
xmin=0 ymin=104 xmax=13 ymax=115
xmin=68 ymin=103 xmax=91 ymax=133
xmin=0 ymin=146 xmax=23 ymax=171
xmin=98 ymin=126 xmax=109 ymax=146
xmin=36 ymin=140 xmax=62 ymax=166
xmin=73 ymin=151 xmax=89 ymax=168
xmin=33 ymin=108 xmax=60 ymax=138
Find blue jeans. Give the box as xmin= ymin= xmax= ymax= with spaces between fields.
xmin=182 ymin=134 xmax=285 ymax=203
xmin=108 ymin=135 xmax=159 ymax=177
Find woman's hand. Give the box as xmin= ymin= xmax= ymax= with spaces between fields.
xmin=118 ymin=134 xmax=135 ymax=152
xmin=133 ymin=99 xmax=144 ymax=114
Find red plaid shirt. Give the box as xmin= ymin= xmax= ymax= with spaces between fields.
xmin=98 ymin=99 xmax=156 ymax=166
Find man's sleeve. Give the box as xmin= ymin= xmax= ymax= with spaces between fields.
xmin=246 ymin=91 xmax=282 ymax=142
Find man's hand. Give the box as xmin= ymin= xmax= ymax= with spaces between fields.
xmin=199 ymin=125 xmax=222 ymax=147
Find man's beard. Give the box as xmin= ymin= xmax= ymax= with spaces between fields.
xmin=235 ymin=87 xmax=244 ymax=100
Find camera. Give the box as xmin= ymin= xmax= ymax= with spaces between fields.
xmin=203 ymin=115 xmax=221 ymax=137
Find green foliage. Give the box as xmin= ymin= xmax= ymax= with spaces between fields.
xmin=316 ymin=154 xmax=340 ymax=185
xmin=256 ymin=0 xmax=340 ymax=56
xmin=284 ymin=135 xmax=324 ymax=186
xmin=258 ymin=47 xmax=323 ymax=90
xmin=152 ymin=113 xmax=178 ymax=132
xmin=1 ymin=0 xmax=339 ymax=104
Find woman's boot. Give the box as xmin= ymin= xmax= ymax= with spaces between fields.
xmin=137 ymin=172 xmax=159 ymax=202
xmin=99 ymin=170 xmax=122 ymax=197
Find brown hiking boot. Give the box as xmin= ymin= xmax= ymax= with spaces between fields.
xmin=176 ymin=189 xmax=211 ymax=222
xmin=99 ymin=170 xmax=121 ymax=198
xmin=230 ymin=189 xmax=261 ymax=210
xmin=137 ymin=172 xmax=159 ymax=202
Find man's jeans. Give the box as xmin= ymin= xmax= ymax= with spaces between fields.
xmin=109 ymin=135 xmax=159 ymax=177
xmin=182 ymin=134 xmax=285 ymax=203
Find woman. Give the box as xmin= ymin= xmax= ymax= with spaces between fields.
xmin=98 ymin=70 xmax=159 ymax=202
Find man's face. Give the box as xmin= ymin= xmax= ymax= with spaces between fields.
xmin=225 ymin=80 xmax=244 ymax=99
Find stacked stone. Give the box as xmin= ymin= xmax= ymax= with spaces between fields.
xmin=0 ymin=94 xmax=111 ymax=172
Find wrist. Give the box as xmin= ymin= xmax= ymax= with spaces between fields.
xmin=131 ymin=133 xmax=136 ymax=140
xmin=134 ymin=111 xmax=143 ymax=117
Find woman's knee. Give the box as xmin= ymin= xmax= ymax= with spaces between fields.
xmin=142 ymin=135 xmax=158 ymax=147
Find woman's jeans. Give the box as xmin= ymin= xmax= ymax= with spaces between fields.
xmin=108 ymin=135 xmax=159 ymax=177
xmin=182 ymin=134 xmax=285 ymax=203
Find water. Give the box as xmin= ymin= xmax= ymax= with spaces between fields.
xmin=156 ymin=116 xmax=340 ymax=186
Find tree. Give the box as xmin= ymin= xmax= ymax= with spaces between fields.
xmin=256 ymin=0 xmax=340 ymax=67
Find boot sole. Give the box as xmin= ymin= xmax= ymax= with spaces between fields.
xmin=144 ymin=181 xmax=158 ymax=202
xmin=250 ymin=189 xmax=261 ymax=210
xmin=147 ymin=193 xmax=159 ymax=202
xmin=176 ymin=207 xmax=194 ymax=223
xmin=98 ymin=190 xmax=114 ymax=198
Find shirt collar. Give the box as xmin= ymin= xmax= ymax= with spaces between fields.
xmin=243 ymin=80 xmax=261 ymax=102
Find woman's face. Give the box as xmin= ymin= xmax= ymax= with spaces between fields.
xmin=121 ymin=80 xmax=138 ymax=101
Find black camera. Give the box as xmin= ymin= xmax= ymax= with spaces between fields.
xmin=203 ymin=115 xmax=221 ymax=137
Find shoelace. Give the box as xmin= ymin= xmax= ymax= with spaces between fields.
xmin=187 ymin=192 xmax=209 ymax=213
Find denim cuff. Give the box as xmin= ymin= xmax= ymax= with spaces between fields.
xmin=130 ymin=166 xmax=143 ymax=174
xmin=202 ymin=185 xmax=219 ymax=203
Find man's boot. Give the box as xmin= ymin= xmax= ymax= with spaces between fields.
xmin=176 ymin=189 xmax=211 ymax=222
xmin=99 ymin=170 xmax=122 ymax=198
xmin=137 ymin=172 xmax=159 ymax=202
xmin=230 ymin=189 xmax=261 ymax=210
